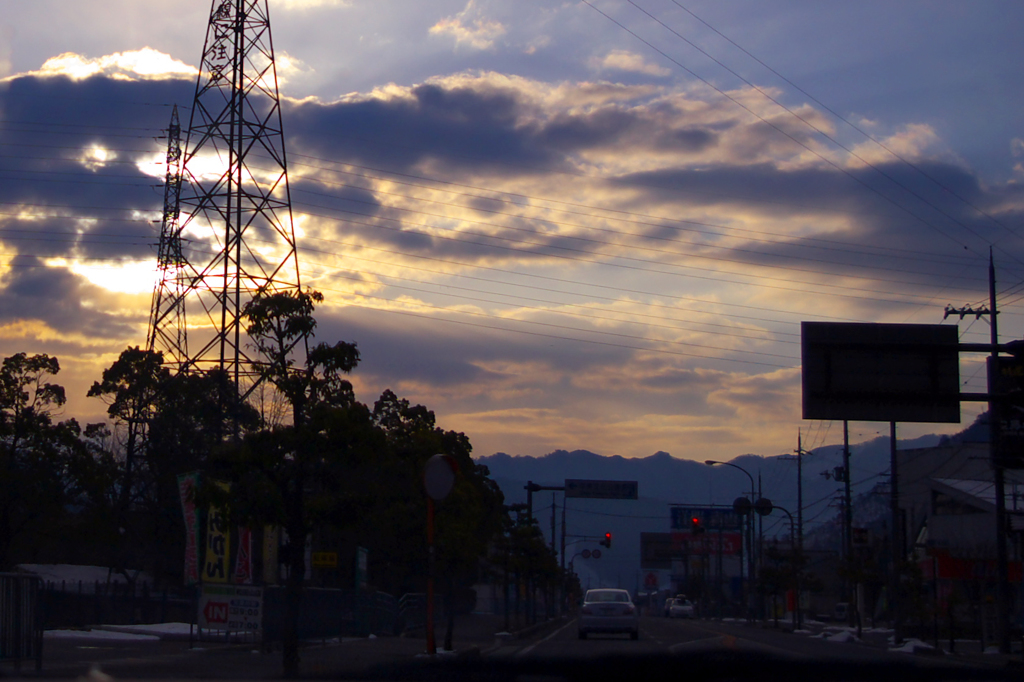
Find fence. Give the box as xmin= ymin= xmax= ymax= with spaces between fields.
xmin=260 ymin=588 xmax=398 ymax=643
xmin=0 ymin=574 xmax=42 ymax=672
xmin=39 ymin=580 xmax=193 ymax=629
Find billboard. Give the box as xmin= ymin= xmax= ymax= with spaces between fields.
xmin=198 ymin=584 xmax=263 ymax=633
xmin=801 ymin=322 xmax=960 ymax=423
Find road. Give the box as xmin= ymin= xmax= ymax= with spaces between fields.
xmin=7 ymin=617 xmax=1020 ymax=680
xmin=482 ymin=616 xmax=1019 ymax=681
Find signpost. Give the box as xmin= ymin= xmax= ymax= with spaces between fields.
xmin=423 ymin=454 xmax=458 ymax=656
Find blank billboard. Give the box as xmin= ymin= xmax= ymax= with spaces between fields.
xmin=802 ymin=322 xmax=960 ymax=423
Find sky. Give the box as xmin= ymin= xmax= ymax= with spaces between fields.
xmin=1 ymin=0 xmax=1023 ymax=462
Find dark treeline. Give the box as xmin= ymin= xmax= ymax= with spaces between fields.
xmin=0 ymin=289 xmax=566 ymax=675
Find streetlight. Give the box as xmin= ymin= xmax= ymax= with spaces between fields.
xmin=706 ymin=460 xmax=757 ymax=618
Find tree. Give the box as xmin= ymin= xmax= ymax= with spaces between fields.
xmin=0 ymin=353 xmax=117 ymax=568
xmin=367 ymin=390 xmax=505 ymax=646
xmin=208 ymin=288 xmax=366 ymax=677
xmin=88 ymin=347 xmax=169 ymax=575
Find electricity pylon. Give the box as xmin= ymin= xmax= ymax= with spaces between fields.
xmin=148 ymin=0 xmax=302 ymax=400
xmin=148 ymin=104 xmax=186 ymax=362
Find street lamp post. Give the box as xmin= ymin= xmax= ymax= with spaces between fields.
xmin=706 ymin=460 xmax=757 ymax=619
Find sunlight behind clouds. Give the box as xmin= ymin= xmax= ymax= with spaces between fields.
xmin=25 ymin=48 xmax=197 ymax=82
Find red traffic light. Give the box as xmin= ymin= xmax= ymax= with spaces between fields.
xmin=690 ymin=517 xmax=705 ymax=535
xmin=599 ymin=532 xmax=612 ymax=548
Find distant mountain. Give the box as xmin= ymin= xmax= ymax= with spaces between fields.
xmin=476 ymin=432 xmax=944 ymax=589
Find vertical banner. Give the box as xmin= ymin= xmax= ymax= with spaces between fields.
xmin=355 ymin=547 xmax=369 ymax=590
xmin=233 ymin=527 xmax=253 ymax=584
xmin=177 ymin=472 xmax=201 ymax=586
xmin=262 ymin=526 xmax=279 ymax=584
xmin=203 ymin=483 xmax=230 ymax=583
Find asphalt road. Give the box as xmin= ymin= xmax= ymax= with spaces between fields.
xmin=6 ymin=617 xmax=1020 ymax=680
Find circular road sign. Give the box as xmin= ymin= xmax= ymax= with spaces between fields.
xmin=754 ymin=497 xmax=774 ymax=516
xmin=424 ymin=454 xmax=458 ymax=501
xmin=733 ymin=496 xmax=752 ymax=515
xmin=592 ymin=549 xmax=602 ymax=559
xmin=581 ymin=549 xmax=592 ymax=559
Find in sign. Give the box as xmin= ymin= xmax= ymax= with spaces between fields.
xmin=203 ymin=601 xmax=229 ymax=624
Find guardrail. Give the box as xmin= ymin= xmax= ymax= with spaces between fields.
xmin=0 ymin=574 xmax=42 ymax=672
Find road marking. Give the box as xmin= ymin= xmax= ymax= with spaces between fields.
xmin=514 ymin=619 xmax=576 ymax=658
xmin=669 ymin=633 xmax=807 ymax=659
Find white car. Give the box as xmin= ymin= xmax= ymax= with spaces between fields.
xmin=669 ymin=598 xmax=695 ymax=619
xmin=578 ymin=588 xmax=639 ymax=640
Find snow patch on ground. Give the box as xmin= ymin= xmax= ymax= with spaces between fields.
xmin=97 ymin=623 xmax=195 ymax=637
xmin=889 ymin=638 xmax=936 ymax=654
xmin=826 ymin=630 xmax=859 ymax=643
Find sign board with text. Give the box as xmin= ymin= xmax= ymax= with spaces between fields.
xmin=989 ymin=356 xmax=1024 ymax=469
xmin=311 ymin=551 xmax=338 ymax=569
xmin=565 ymin=479 xmax=638 ymax=500
xmin=671 ymin=507 xmax=742 ymax=530
xmin=198 ymin=584 xmax=262 ymax=633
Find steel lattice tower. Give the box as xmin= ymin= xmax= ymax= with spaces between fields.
xmin=148 ymin=105 xmax=187 ymax=362
xmin=149 ymin=0 xmax=302 ymax=398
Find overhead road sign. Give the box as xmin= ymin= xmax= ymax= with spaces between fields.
xmin=801 ymin=321 xmax=960 ymax=423
xmin=670 ymin=507 xmax=742 ymax=530
xmin=565 ymin=479 xmax=638 ymax=499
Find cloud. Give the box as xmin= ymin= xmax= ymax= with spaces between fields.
xmin=429 ymin=2 xmax=506 ymax=50
xmin=14 ymin=48 xmax=197 ymax=82
xmin=592 ymin=50 xmax=670 ymax=77
xmin=275 ymin=0 xmax=350 ymax=8
xmin=1 ymin=59 xmax=1019 ymax=460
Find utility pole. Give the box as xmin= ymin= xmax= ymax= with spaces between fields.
xmin=550 ymin=494 xmax=557 ymax=555
xmin=843 ymin=420 xmax=854 ymax=627
xmin=796 ymin=431 xmax=805 ymax=629
xmin=889 ymin=421 xmax=902 ymax=645
xmin=946 ymin=251 xmax=1011 ymax=653
xmin=988 ymin=252 xmax=1011 ymax=654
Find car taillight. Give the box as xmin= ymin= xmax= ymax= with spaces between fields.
xmin=625 ymin=605 xmax=635 ymax=614
xmin=581 ymin=605 xmax=593 ymax=614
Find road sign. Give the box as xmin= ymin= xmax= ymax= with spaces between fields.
xmin=424 ymin=454 xmax=458 ymax=500
xmin=565 ymin=479 xmax=638 ymax=499
xmin=644 ymin=572 xmax=658 ymax=589
xmin=671 ymin=507 xmax=742 ymax=530
xmin=592 ymin=549 xmax=602 ymax=559
xmin=581 ymin=549 xmax=591 ymax=559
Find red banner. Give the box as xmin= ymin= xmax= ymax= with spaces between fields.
xmin=233 ymin=527 xmax=253 ymax=584
xmin=177 ymin=472 xmax=201 ymax=586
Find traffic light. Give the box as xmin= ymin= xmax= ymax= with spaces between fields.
xmin=599 ymin=532 xmax=612 ymax=548
xmin=690 ymin=517 xmax=705 ymax=535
